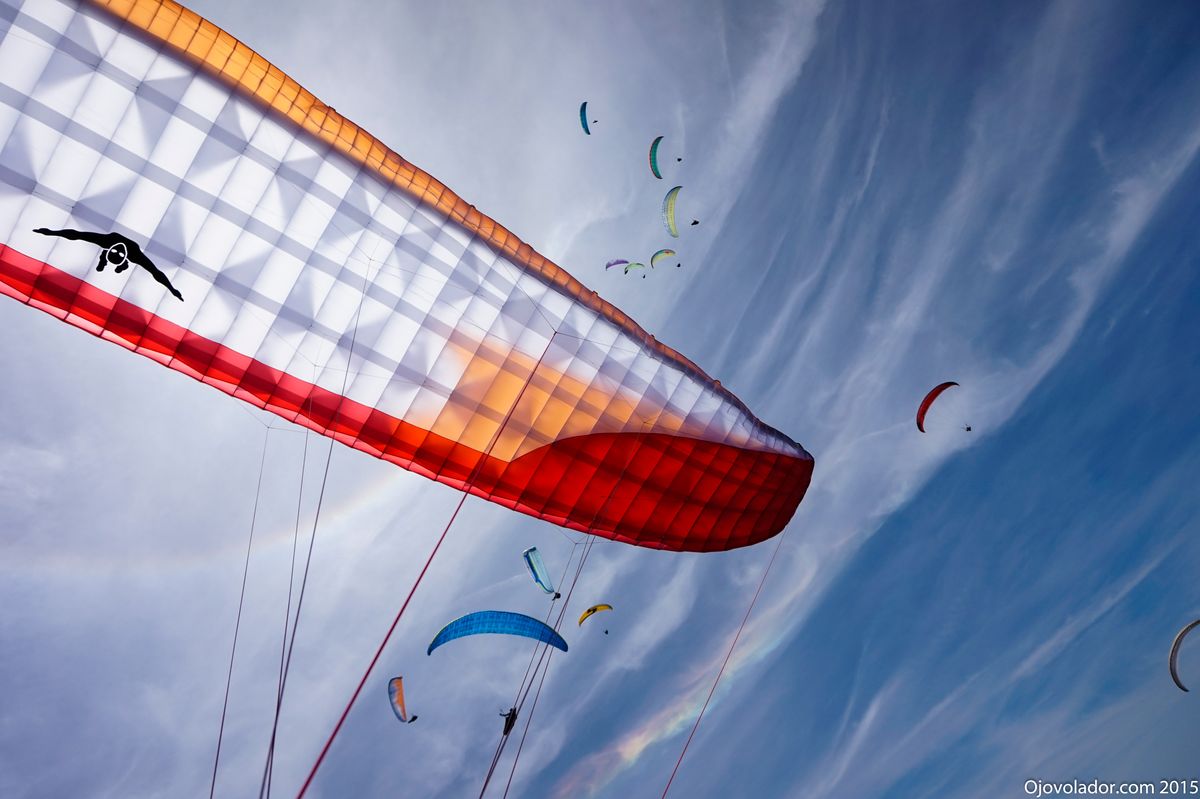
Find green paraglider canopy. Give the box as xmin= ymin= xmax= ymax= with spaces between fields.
xmin=662 ymin=186 xmax=682 ymax=237
xmin=651 ymin=249 xmax=676 ymax=268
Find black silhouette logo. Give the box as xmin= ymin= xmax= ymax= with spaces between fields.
xmin=34 ymin=227 xmax=183 ymax=301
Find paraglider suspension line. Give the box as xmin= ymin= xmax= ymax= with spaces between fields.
xmin=209 ymin=427 xmax=271 ymax=799
xmin=486 ymin=419 xmax=642 ymax=795
xmin=480 ymin=534 xmax=598 ymax=797
xmin=502 ymin=537 xmax=597 ymax=797
xmin=263 ymin=261 xmax=377 ymax=799
xmin=259 ymin=427 xmax=311 ymax=795
xmin=295 ymin=332 xmax=559 ymax=799
xmin=660 ymin=526 xmax=790 ymax=798
xmin=500 ymin=636 xmax=556 ymax=799
xmin=478 ymin=547 xmax=573 ymax=793
xmin=261 ymin=432 xmax=330 ymax=799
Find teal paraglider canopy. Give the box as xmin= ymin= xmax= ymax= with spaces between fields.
xmin=649 ymin=136 xmax=664 ymax=179
xmin=427 ymin=611 xmax=568 ymax=655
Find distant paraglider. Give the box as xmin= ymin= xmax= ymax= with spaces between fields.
xmin=605 ymin=259 xmax=630 ymax=271
xmin=580 ymin=102 xmax=592 ymax=135
xmin=427 ymin=611 xmax=569 ymax=656
xmin=625 ymin=262 xmax=646 ymax=275
xmin=650 ymin=136 xmax=665 ymax=179
xmin=916 ymin=381 xmax=960 ymax=432
xmin=651 ymin=249 xmax=677 ymax=269
xmin=522 ymin=547 xmax=558 ymax=597
xmin=578 ymin=604 xmax=613 ymax=626
xmin=662 ymin=186 xmax=683 ymax=237
xmin=1170 ymin=619 xmax=1200 ymax=692
xmin=387 ymin=677 xmax=418 ymax=724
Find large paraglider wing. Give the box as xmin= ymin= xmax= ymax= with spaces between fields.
xmin=580 ymin=102 xmax=591 ymax=135
xmin=916 ymin=382 xmax=959 ymax=432
xmin=388 ymin=677 xmax=412 ymax=722
xmin=427 ymin=611 xmax=568 ymax=655
xmin=662 ymin=186 xmax=682 ymax=238
xmin=0 ymin=0 xmax=811 ymax=552
xmin=1170 ymin=619 xmax=1200 ymax=692
xmin=578 ymin=604 xmax=613 ymax=626
xmin=521 ymin=547 xmax=556 ymax=595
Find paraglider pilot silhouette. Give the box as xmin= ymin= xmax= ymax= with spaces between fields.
xmin=500 ymin=707 xmax=518 ymax=736
xmin=34 ymin=227 xmax=184 ymax=301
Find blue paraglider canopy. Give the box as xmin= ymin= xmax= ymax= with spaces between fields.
xmin=427 ymin=611 xmax=568 ymax=656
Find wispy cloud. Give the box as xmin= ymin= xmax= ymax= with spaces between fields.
xmin=545 ymin=1 xmax=1200 ymax=796
xmin=5 ymin=1 xmax=1200 ymax=797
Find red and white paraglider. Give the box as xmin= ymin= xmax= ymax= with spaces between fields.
xmin=0 ymin=0 xmax=811 ymax=552
xmin=0 ymin=2 xmax=816 ymax=795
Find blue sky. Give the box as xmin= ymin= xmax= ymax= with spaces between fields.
xmin=2 ymin=0 xmax=1200 ymax=797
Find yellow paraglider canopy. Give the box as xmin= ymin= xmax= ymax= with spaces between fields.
xmin=578 ymin=604 xmax=613 ymax=626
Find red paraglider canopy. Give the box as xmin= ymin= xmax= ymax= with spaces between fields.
xmin=916 ymin=382 xmax=959 ymax=432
